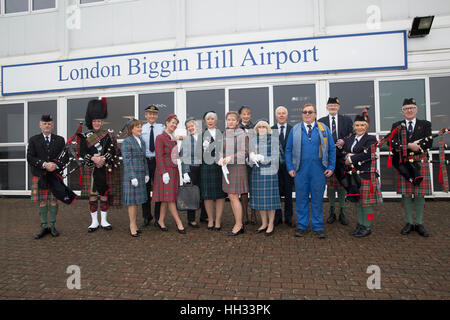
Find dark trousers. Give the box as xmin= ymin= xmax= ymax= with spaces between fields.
xmin=142 ymin=157 xmax=161 ymax=221
xmin=275 ymin=163 xmax=294 ymax=222
xmin=187 ymin=165 xmax=207 ymax=222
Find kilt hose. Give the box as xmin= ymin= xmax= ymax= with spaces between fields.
xmin=223 ymin=164 xmax=248 ymax=194
xmin=31 ymin=176 xmax=56 ymax=203
xmin=396 ymin=154 xmax=432 ymax=197
xmin=200 ymin=163 xmax=227 ymax=200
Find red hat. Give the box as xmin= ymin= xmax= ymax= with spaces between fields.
xmin=165 ymin=114 xmax=178 ymax=123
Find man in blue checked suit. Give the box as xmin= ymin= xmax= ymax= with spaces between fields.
xmin=286 ymin=104 xmax=336 ymax=239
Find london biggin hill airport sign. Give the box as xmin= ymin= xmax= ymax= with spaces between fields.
xmin=1 ymin=31 xmax=407 ymax=96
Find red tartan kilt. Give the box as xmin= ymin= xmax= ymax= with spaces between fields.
xmin=360 ymin=178 xmax=383 ymax=207
xmin=31 ymin=176 xmax=56 ymax=203
xmin=396 ymin=154 xmax=432 ymax=196
xmin=152 ymin=166 xmax=180 ymax=202
xmin=326 ymin=174 xmax=343 ymax=189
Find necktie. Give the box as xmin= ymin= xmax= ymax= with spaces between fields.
xmin=45 ymin=136 xmax=50 ymax=144
xmin=279 ymin=125 xmax=285 ymax=146
xmin=149 ymin=125 xmax=155 ymax=152
xmin=190 ymin=135 xmax=195 ymax=164
xmin=307 ymin=124 xmax=312 ymax=139
xmin=332 ymin=117 xmax=337 ymax=142
xmin=351 ymin=138 xmax=358 ymax=153
xmin=408 ymin=121 xmax=413 ymax=140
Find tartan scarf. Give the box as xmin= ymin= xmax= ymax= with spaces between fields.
xmin=85 ymin=129 xmax=109 ymax=149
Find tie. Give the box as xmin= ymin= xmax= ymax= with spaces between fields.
xmin=351 ymin=138 xmax=358 ymax=153
xmin=408 ymin=121 xmax=413 ymax=140
xmin=190 ymin=135 xmax=195 ymax=164
xmin=279 ymin=125 xmax=285 ymax=146
xmin=307 ymin=124 xmax=312 ymax=139
xmin=45 ymin=136 xmax=50 ymax=144
xmin=332 ymin=117 xmax=337 ymax=142
xmin=149 ymin=125 xmax=155 ymax=153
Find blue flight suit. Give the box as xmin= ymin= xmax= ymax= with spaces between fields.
xmin=285 ymin=122 xmax=336 ymax=231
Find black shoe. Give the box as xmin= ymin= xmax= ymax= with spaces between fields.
xmin=415 ymin=224 xmax=429 ymax=237
xmin=327 ymin=208 xmax=336 ymax=224
xmin=355 ymin=226 xmax=371 ymax=238
xmin=177 ymin=228 xmax=186 ymax=234
xmin=401 ymin=223 xmax=414 ymax=235
xmin=338 ymin=209 xmax=348 ymax=225
xmin=294 ymin=228 xmax=306 ymax=237
xmin=50 ymin=226 xmax=59 ymax=237
xmin=101 ymin=225 xmax=112 ymax=231
xmin=188 ymin=221 xmax=200 ymax=228
xmin=130 ymin=231 xmax=139 ymax=237
xmin=255 ymin=227 xmax=267 ymax=234
xmin=265 ymin=229 xmax=275 ymax=237
xmin=314 ymin=230 xmax=326 ymax=239
xmin=207 ymin=226 xmax=214 ymax=231
xmin=214 ymin=227 xmax=221 ymax=231
xmin=350 ymin=224 xmax=363 ymax=236
xmin=228 ymin=227 xmax=244 ymax=236
xmin=34 ymin=227 xmax=50 ymax=239
xmin=136 ymin=229 xmax=142 ymax=234
xmin=88 ymin=226 xmax=99 ymax=233
xmin=156 ymin=221 xmax=168 ymax=231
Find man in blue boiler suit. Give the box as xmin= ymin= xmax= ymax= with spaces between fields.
xmin=285 ymin=103 xmax=336 ymax=239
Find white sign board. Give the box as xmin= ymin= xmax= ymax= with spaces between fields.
xmin=1 ymin=31 xmax=407 ymax=96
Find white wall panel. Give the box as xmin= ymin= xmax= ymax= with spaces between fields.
xmin=259 ymin=0 xmax=314 ymax=30
xmin=7 ymin=16 xmax=26 ymax=56
xmin=25 ymin=12 xmax=58 ymax=55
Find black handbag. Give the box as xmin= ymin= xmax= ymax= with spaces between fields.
xmin=176 ymin=183 xmax=200 ymax=211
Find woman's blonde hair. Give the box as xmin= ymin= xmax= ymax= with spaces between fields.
xmin=254 ymin=120 xmax=272 ymax=134
xmin=353 ymin=120 xmax=369 ymax=132
xmin=126 ymin=119 xmax=143 ymax=137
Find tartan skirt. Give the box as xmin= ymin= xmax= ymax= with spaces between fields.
xmin=122 ymin=174 xmax=148 ymax=206
xmin=250 ymin=166 xmax=281 ymax=210
xmin=200 ymin=163 xmax=227 ymax=200
xmin=223 ymin=164 xmax=248 ymax=194
xmin=152 ymin=166 xmax=180 ymax=202
xmin=31 ymin=176 xmax=56 ymax=203
xmin=327 ymin=174 xmax=344 ymax=189
xmin=396 ymin=154 xmax=432 ymax=196
xmin=360 ymin=178 xmax=383 ymax=207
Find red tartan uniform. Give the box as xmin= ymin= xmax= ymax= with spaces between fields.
xmin=152 ymin=131 xmax=180 ymax=202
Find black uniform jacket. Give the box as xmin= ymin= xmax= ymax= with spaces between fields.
xmin=27 ymin=133 xmax=66 ymax=178
xmin=318 ymin=114 xmax=353 ymax=142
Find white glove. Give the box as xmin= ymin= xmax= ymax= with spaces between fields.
xmin=183 ymin=173 xmax=191 ymax=184
xmin=131 ymin=178 xmax=138 ymax=187
xmin=203 ymin=140 xmax=210 ymax=150
xmin=256 ymin=154 xmax=265 ymax=163
xmin=162 ymin=172 xmax=170 ymax=184
xmin=249 ymin=153 xmax=259 ymax=164
xmin=145 ymin=175 xmax=150 ymax=184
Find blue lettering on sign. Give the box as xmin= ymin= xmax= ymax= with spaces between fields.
xmin=58 ymin=61 xmax=121 ymax=81
xmin=128 ymin=54 xmax=189 ymax=79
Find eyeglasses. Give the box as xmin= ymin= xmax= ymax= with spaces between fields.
xmin=302 ymin=110 xmax=315 ymax=115
xmin=402 ymin=107 xmax=417 ymax=111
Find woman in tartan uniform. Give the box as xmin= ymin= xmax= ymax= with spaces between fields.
xmin=219 ymin=111 xmax=248 ymax=236
xmin=248 ymin=119 xmax=281 ymax=237
xmin=391 ymin=98 xmax=432 ymax=237
xmin=337 ymin=114 xmax=382 ymax=237
xmin=200 ymin=111 xmax=227 ymax=230
xmin=153 ymin=114 xmax=186 ymax=234
xmin=121 ymin=119 xmax=149 ymax=237
xmin=79 ymin=98 xmax=121 ymax=233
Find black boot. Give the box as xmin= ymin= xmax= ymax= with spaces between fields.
xmin=355 ymin=225 xmax=371 ymax=237
xmin=338 ymin=208 xmax=348 ymax=225
xmin=327 ymin=207 xmax=336 ymax=224
xmin=350 ymin=224 xmax=363 ymax=236
xmin=34 ymin=227 xmax=50 ymax=239
xmin=415 ymin=224 xmax=429 ymax=237
xmin=400 ymin=223 xmax=414 ymax=235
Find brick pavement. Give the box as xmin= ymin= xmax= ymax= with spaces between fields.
xmin=0 ymin=198 xmax=449 ymax=300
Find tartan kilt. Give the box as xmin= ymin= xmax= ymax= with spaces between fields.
xmin=200 ymin=163 xmax=227 ymax=200
xmin=250 ymin=166 xmax=281 ymax=210
xmin=152 ymin=166 xmax=179 ymax=202
xmin=326 ymin=174 xmax=344 ymax=189
xmin=80 ymin=166 xmax=122 ymax=208
xmin=30 ymin=176 xmax=56 ymax=203
xmin=223 ymin=164 xmax=248 ymax=194
xmin=396 ymin=154 xmax=432 ymax=196
xmin=360 ymin=178 xmax=383 ymax=207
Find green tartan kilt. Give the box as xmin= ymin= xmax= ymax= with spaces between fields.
xmin=396 ymin=154 xmax=432 ymax=196
xmin=31 ymin=176 xmax=56 ymax=203
xmin=360 ymin=178 xmax=383 ymax=207
xmin=200 ymin=163 xmax=227 ymax=200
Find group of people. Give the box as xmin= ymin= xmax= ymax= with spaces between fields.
xmin=27 ymin=96 xmax=433 ymax=240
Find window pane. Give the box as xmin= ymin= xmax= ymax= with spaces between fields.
xmin=430 ymin=76 xmax=450 ymax=132
xmin=28 ymin=100 xmax=57 ymax=140
xmin=5 ymin=0 xmax=28 ymax=13
xmin=0 ymin=104 xmax=24 ymax=143
xmin=273 ymin=84 xmax=316 ymax=127
xmin=229 ymin=87 xmax=269 ymax=126
xmin=80 ymin=0 xmax=103 ymax=4
xmin=67 ymin=97 xmax=96 ymax=138
xmin=0 ymin=147 xmax=25 ymax=159
xmin=432 ymin=153 xmax=450 ymax=192
xmin=379 ymin=155 xmax=396 ymax=192
xmin=0 ymin=162 xmax=25 ymax=190
xmin=103 ymin=96 xmax=135 ymax=136
xmin=138 ymin=92 xmax=175 ymax=126
xmin=329 ymin=81 xmax=376 ymax=132
xmin=187 ymin=89 xmax=225 ymax=132
xmin=32 ymin=0 xmax=55 ymax=10
xmin=379 ymin=79 xmax=426 ymax=131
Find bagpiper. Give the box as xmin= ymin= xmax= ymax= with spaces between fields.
xmin=79 ymin=98 xmax=122 ymax=232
